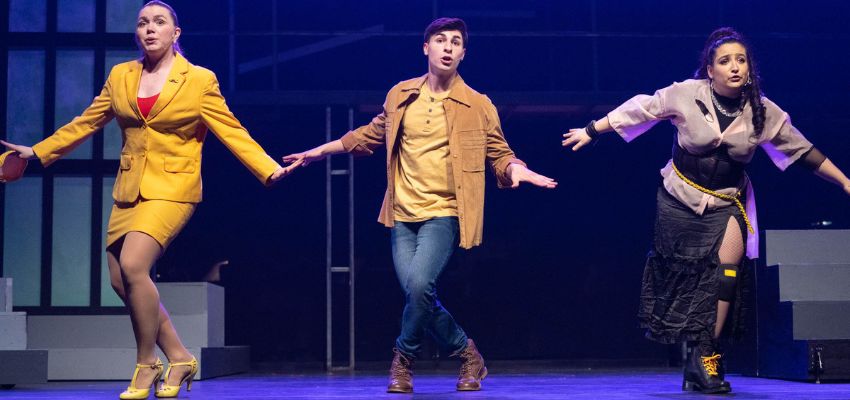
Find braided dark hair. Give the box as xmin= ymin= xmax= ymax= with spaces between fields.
xmin=694 ymin=27 xmax=765 ymax=139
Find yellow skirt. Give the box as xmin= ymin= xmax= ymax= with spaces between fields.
xmin=106 ymin=199 xmax=196 ymax=250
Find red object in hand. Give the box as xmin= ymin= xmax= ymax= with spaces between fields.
xmin=0 ymin=150 xmax=28 ymax=183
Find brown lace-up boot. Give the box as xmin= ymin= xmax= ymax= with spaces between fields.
xmin=387 ymin=347 xmax=414 ymax=393
xmin=455 ymin=339 xmax=488 ymax=391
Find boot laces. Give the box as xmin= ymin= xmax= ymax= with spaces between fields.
xmin=391 ymin=352 xmax=412 ymax=379
xmin=460 ymin=360 xmax=473 ymax=377
xmin=459 ymin=348 xmax=476 ymax=377
xmin=391 ymin=362 xmax=411 ymax=379
xmin=701 ymin=353 xmax=722 ymax=376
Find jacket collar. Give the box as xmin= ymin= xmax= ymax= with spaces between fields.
xmin=695 ymin=79 xmax=752 ymax=136
xmin=398 ymin=73 xmax=472 ymax=108
xmin=124 ymin=52 xmax=190 ymax=122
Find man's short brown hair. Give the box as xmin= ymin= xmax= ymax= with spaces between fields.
xmin=424 ymin=18 xmax=468 ymax=48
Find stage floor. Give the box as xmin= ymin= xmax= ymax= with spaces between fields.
xmin=4 ymin=365 xmax=849 ymax=399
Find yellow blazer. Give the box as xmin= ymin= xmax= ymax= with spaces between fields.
xmin=32 ymin=53 xmax=281 ymax=203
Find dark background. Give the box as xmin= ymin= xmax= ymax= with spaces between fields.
xmin=12 ymin=0 xmax=850 ymax=365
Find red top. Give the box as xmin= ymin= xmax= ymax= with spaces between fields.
xmin=137 ymin=93 xmax=160 ymax=119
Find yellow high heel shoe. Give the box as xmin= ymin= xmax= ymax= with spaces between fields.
xmin=155 ymin=356 xmax=198 ymax=398
xmin=119 ymin=358 xmax=164 ymax=399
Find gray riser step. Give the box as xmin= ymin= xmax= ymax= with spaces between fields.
xmin=41 ymin=346 xmax=249 ymax=380
xmin=27 ymin=314 xmax=222 ymax=349
xmin=766 ymin=230 xmax=850 ymax=266
xmin=776 ymin=301 xmax=850 ymax=340
xmin=0 ymin=350 xmax=48 ymax=385
xmin=771 ymin=264 xmax=850 ymax=301
xmin=0 ymin=312 xmax=27 ymax=350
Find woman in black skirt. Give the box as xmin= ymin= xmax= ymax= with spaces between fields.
xmin=561 ymin=27 xmax=850 ymax=393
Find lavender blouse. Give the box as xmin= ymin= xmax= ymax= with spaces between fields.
xmin=607 ymin=79 xmax=813 ymax=258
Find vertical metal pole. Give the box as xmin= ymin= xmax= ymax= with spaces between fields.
xmin=348 ymin=107 xmax=355 ymax=369
xmin=228 ymin=0 xmax=236 ymax=91
xmin=591 ymin=0 xmax=599 ymax=92
xmin=271 ymin=0 xmax=278 ymax=92
xmin=325 ymin=106 xmax=333 ymax=370
xmin=41 ymin=0 xmax=58 ymax=307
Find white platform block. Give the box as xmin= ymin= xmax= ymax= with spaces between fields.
xmin=766 ymin=229 xmax=850 ymax=266
xmin=159 ymin=282 xmax=224 ymax=348
xmin=0 ymin=312 xmax=27 ymax=350
xmin=28 ymin=314 xmax=133 ymax=348
xmin=0 ymin=278 xmax=12 ymax=312
xmin=28 ymin=282 xmax=224 ymax=349
xmin=25 ymin=282 xmax=246 ymax=380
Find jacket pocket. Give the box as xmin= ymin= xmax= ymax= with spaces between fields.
xmin=164 ymin=156 xmax=197 ymax=173
xmin=119 ymin=154 xmax=132 ymax=170
xmin=460 ymin=132 xmax=486 ymax=172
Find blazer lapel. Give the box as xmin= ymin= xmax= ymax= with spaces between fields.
xmin=124 ymin=60 xmax=144 ymax=121
xmin=145 ymin=53 xmax=189 ymax=121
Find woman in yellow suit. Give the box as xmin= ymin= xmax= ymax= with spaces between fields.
xmin=1 ymin=1 xmax=299 ymax=398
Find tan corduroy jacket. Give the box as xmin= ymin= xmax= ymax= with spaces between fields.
xmin=340 ymin=75 xmax=525 ymax=249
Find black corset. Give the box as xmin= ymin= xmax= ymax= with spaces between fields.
xmin=672 ymin=143 xmax=746 ymax=190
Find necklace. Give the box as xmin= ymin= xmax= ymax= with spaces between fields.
xmin=709 ymin=82 xmax=744 ymax=118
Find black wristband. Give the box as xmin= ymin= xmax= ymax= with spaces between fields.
xmin=585 ymin=119 xmax=599 ymax=141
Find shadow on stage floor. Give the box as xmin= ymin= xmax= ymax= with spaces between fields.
xmin=4 ymin=361 xmax=849 ymax=399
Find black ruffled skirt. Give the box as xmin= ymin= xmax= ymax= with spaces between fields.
xmin=638 ymin=187 xmax=750 ymax=344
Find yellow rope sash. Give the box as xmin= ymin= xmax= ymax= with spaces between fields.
xmin=671 ymin=162 xmax=754 ymax=234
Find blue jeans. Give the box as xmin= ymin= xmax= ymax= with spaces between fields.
xmin=391 ymin=217 xmax=468 ymax=357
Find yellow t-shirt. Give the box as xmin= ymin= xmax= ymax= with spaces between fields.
xmin=393 ymin=84 xmax=458 ymax=221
